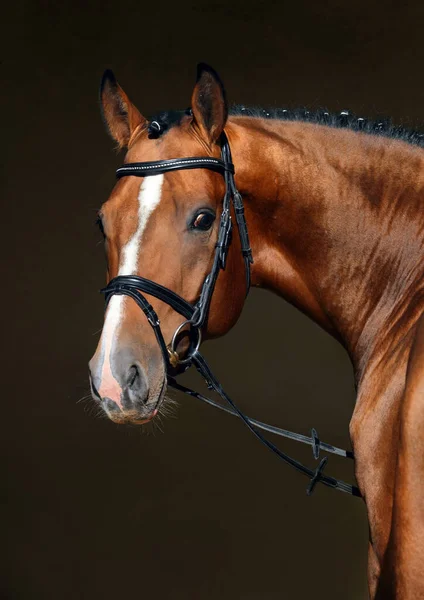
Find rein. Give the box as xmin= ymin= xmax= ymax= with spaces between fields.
xmin=100 ymin=133 xmax=361 ymax=498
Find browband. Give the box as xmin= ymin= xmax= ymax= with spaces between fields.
xmin=116 ymin=156 xmax=234 ymax=179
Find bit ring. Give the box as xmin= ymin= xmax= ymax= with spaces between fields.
xmin=168 ymin=320 xmax=202 ymax=365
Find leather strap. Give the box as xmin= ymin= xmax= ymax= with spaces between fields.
xmin=101 ymin=281 xmax=174 ymax=370
xmin=167 ymin=378 xmax=354 ymax=460
xmin=116 ymin=156 xmax=234 ymax=179
xmin=100 ymin=275 xmax=361 ymax=497
xmin=102 ymin=275 xmax=195 ymax=320
xmin=100 ymin=131 xmax=361 ymax=498
xmin=181 ymin=352 xmax=361 ymax=497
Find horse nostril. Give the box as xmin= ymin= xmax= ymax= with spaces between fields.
xmin=90 ymin=375 xmax=102 ymax=400
xmin=103 ymin=398 xmax=121 ymax=412
xmin=122 ymin=362 xmax=149 ymax=405
xmin=127 ymin=365 xmax=138 ymax=388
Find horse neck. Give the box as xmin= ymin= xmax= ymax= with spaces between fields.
xmin=227 ymin=117 xmax=424 ymax=377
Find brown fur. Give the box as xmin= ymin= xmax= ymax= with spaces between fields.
xmin=90 ymin=66 xmax=424 ymax=597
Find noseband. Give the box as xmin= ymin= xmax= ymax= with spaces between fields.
xmin=100 ymin=132 xmax=360 ymax=498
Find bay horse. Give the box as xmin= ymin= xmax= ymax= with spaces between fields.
xmin=88 ymin=63 xmax=424 ymax=598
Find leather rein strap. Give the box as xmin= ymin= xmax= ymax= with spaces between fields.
xmin=100 ymin=132 xmax=361 ymax=498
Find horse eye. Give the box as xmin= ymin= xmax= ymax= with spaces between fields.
xmin=191 ymin=212 xmax=215 ymax=231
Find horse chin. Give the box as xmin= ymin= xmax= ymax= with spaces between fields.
xmin=107 ymin=408 xmax=159 ymax=426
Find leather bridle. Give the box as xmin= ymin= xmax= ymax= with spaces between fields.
xmin=100 ymin=132 xmax=361 ymax=498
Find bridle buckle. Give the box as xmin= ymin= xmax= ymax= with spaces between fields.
xmin=167 ymin=347 xmax=180 ymax=368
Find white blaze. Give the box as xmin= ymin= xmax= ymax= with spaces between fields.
xmin=98 ymin=174 xmax=164 ymax=401
xmin=120 ymin=174 xmax=165 ymax=274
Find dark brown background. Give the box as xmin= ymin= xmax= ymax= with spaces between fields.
xmin=3 ymin=1 xmax=424 ymax=598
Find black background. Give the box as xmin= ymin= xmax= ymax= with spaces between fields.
xmin=3 ymin=1 xmax=424 ymax=598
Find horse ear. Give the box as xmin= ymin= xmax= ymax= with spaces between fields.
xmin=191 ymin=63 xmax=228 ymax=145
xmin=99 ymin=70 xmax=145 ymax=149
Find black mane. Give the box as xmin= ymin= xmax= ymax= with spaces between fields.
xmin=230 ymin=105 xmax=424 ymax=148
xmin=147 ymin=105 xmax=424 ymax=148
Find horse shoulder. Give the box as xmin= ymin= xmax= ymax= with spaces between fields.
xmin=378 ymin=309 xmax=424 ymax=598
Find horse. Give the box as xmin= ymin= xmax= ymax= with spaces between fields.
xmin=88 ymin=63 xmax=424 ymax=598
